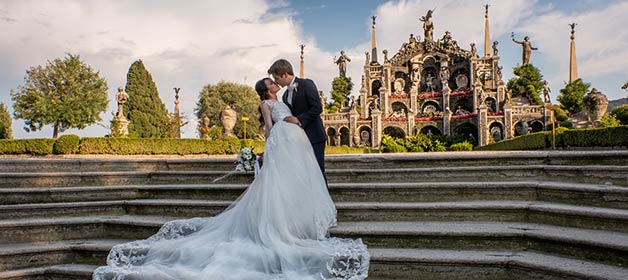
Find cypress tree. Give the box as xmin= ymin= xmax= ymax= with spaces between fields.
xmin=0 ymin=103 xmax=12 ymax=139
xmin=123 ymin=60 xmax=169 ymax=138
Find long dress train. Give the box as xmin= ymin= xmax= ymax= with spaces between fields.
xmin=93 ymin=99 xmax=370 ymax=280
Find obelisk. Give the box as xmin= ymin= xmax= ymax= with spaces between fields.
xmin=569 ymin=23 xmax=578 ymax=83
xmin=299 ymin=44 xmax=305 ymax=78
xmin=484 ymin=4 xmax=491 ymax=57
xmin=371 ymin=16 xmax=378 ymax=64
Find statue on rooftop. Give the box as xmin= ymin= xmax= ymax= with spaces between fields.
xmin=334 ymin=50 xmax=351 ymax=78
xmin=420 ymin=9 xmax=434 ymax=42
xmin=511 ymin=32 xmax=538 ymax=65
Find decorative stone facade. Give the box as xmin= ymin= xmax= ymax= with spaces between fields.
xmin=322 ymin=11 xmax=548 ymax=148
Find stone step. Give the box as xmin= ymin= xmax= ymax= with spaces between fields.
xmin=326 ymin=150 xmax=628 ymax=170
xmin=334 ymin=221 xmax=628 ymax=267
xmin=1 ymin=242 xmax=627 ymax=280
xmin=2 ymin=151 xmax=627 ymax=173
xmin=327 ymin=165 xmax=628 ymax=186
xmin=0 ymin=157 xmax=237 ymax=173
xmin=1 ymin=165 xmax=626 ymax=188
xmin=1 ymin=216 xmax=626 ymax=267
xmin=0 ymin=239 xmax=119 ymax=272
xmin=369 ymin=248 xmax=628 ymax=280
xmin=2 ymin=181 xmax=627 ymax=209
xmin=0 ymin=264 xmax=97 ymax=280
xmin=3 ymin=200 xmax=628 ymax=234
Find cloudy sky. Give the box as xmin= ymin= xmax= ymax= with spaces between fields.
xmin=1 ymin=0 xmax=627 ymax=139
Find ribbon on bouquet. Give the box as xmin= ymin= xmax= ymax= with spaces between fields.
xmin=254 ymin=155 xmax=261 ymax=177
xmin=212 ymin=156 xmax=262 ymax=183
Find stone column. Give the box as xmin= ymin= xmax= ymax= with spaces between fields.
xmin=443 ymin=107 xmax=452 ymax=136
xmin=349 ymin=110 xmax=358 ymax=147
xmin=359 ymin=86 xmax=368 ymax=119
xmin=473 ymin=85 xmax=482 ymax=113
xmin=478 ymin=104 xmax=488 ymax=146
xmin=371 ymin=109 xmax=382 ymax=149
xmin=407 ymin=110 xmax=415 ymax=136
xmin=381 ymin=87 xmax=389 ymax=117
xmin=503 ymin=102 xmax=513 ymax=139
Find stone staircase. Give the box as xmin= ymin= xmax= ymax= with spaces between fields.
xmin=0 ymin=151 xmax=628 ymax=280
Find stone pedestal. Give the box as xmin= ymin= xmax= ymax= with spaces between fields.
xmin=111 ymin=114 xmax=129 ymax=137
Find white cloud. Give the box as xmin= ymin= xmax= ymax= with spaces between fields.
xmin=509 ymin=1 xmax=628 ymax=100
xmin=1 ymin=0 xmax=627 ymax=139
xmin=343 ymin=0 xmax=627 ymax=104
xmin=0 ymin=0 xmax=330 ymax=138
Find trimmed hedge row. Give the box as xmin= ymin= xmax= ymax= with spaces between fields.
xmin=476 ymin=126 xmax=628 ymax=151
xmin=559 ymin=126 xmax=628 ymax=147
xmin=0 ymin=135 xmax=266 ymax=155
xmin=380 ymin=134 xmax=472 ymax=153
xmin=0 ymin=138 xmax=56 ymax=155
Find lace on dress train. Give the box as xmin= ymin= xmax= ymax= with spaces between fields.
xmin=93 ymin=100 xmax=369 ymax=280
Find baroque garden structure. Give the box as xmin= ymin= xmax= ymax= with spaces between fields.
xmin=323 ymin=9 xmax=548 ymax=148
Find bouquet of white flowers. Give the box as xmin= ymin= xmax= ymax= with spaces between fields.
xmin=235 ymin=147 xmax=255 ymax=172
xmin=213 ymin=147 xmax=259 ymax=182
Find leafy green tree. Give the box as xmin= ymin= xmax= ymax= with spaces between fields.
xmin=10 ymin=54 xmax=108 ymax=138
xmin=611 ymin=105 xmax=628 ymax=125
xmin=195 ymin=81 xmax=261 ymax=139
xmin=506 ymin=64 xmax=544 ymax=105
xmin=123 ymin=60 xmax=169 ymax=138
xmin=0 ymin=103 xmax=12 ymax=139
xmin=328 ymin=77 xmax=353 ymax=113
xmin=598 ymin=114 xmax=621 ymax=128
xmin=557 ymin=78 xmax=590 ymax=114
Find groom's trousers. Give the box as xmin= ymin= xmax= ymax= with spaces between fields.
xmin=311 ymin=141 xmax=327 ymax=186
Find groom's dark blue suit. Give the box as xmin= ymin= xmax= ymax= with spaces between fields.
xmin=283 ymin=77 xmax=327 ymax=176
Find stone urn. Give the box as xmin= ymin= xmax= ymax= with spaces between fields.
xmin=220 ymin=105 xmax=237 ymax=139
xmin=582 ymin=88 xmax=608 ymax=127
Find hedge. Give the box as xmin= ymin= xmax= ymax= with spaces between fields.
xmin=0 ymin=137 xmax=265 ymax=155
xmin=558 ymin=126 xmax=628 ymax=148
xmin=476 ymin=126 xmax=628 ymax=151
xmin=53 ymin=134 xmax=80 ymax=154
xmin=78 ymin=138 xmax=265 ymax=155
xmin=0 ymin=138 xmax=55 ymax=155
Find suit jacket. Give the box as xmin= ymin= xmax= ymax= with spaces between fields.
xmin=282 ymin=77 xmax=327 ymax=144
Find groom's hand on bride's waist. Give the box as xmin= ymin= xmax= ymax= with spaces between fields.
xmin=283 ymin=116 xmax=302 ymax=127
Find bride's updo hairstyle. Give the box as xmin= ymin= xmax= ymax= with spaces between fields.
xmin=255 ymin=78 xmax=271 ymax=101
xmin=255 ymin=78 xmax=271 ymax=126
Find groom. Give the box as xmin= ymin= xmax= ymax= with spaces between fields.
xmin=268 ymin=59 xmax=327 ymax=176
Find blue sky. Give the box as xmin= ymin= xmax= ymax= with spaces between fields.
xmin=1 ymin=0 xmax=627 ymax=139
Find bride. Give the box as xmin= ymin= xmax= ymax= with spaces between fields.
xmin=93 ymin=77 xmax=370 ymax=280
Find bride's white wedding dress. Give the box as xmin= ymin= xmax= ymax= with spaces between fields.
xmin=93 ymin=99 xmax=370 ymax=280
